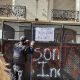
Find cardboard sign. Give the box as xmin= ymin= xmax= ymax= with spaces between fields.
xmin=35 ymin=27 xmax=55 ymax=41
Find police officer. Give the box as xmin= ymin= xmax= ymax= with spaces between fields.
xmin=12 ymin=36 xmax=34 ymax=80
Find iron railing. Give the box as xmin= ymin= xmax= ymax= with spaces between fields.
xmin=0 ymin=5 xmax=26 ymax=19
xmin=51 ymin=9 xmax=79 ymax=21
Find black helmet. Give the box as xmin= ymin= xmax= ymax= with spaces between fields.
xmin=20 ymin=36 xmax=26 ymax=41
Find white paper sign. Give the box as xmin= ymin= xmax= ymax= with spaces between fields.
xmin=35 ymin=27 xmax=55 ymax=41
xmin=0 ymin=30 xmax=2 ymax=39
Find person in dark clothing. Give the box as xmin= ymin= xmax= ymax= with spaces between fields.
xmin=12 ymin=36 xmax=35 ymax=80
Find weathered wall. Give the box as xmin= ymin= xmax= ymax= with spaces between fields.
xmin=13 ymin=0 xmax=53 ymax=20
xmin=53 ymin=0 xmax=75 ymax=10
xmin=0 ymin=0 xmax=12 ymax=5
xmin=0 ymin=0 xmax=76 ymax=20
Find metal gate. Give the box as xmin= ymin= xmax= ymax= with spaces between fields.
xmin=2 ymin=21 xmax=80 ymax=80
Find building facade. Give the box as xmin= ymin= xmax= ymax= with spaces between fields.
xmin=0 ymin=0 xmax=80 ymax=80
xmin=0 ymin=0 xmax=80 ymax=21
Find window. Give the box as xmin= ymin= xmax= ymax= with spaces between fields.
xmin=24 ymin=29 xmax=32 ymax=40
xmin=55 ymin=28 xmax=76 ymax=43
xmin=19 ymin=26 xmax=32 ymax=40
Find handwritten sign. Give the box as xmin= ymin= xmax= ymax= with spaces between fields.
xmin=35 ymin=27 xmax=55 ymax=41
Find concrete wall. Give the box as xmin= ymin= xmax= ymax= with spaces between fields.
xmin=12 ymin=0 xmax=54 ymax=21
xmin=54 ymin=0 xmax=75 ymax=10
xmin=13 ymin=0 xmax=75 ymax=20
xmin=0 ymin=0 xmax=11 ymax=5
xmin=48 ymin=0 xmax=54 ymax=20
xmin=0 ymin=0 xmax=76 ymax=20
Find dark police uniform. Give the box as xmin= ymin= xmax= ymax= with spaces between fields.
xmin=12 ymin=42 xmax=34 ymax=80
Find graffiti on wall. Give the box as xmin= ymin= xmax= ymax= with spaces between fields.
xmin=32 ymin=45 xmax=80 ymax=79
xmin=33 ymin=47 xmax=60 ymax=78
